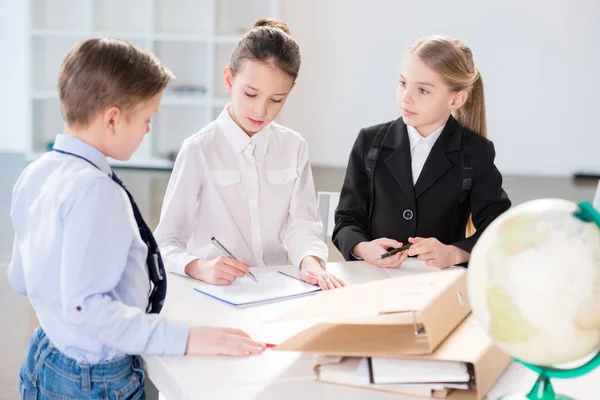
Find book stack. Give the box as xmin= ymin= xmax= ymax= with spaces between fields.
xmin=272 ymin=269 xmax=511 ymax=399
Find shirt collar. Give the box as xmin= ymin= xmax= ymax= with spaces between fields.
xmin=407 ymin=123 xmax=446 ymax=150
xmin=52 ymin=134 xmax=112 ymax=176
xmin=216 ymin=104 xmax=271 ymax=156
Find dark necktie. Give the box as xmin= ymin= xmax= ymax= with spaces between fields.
xmin=111 ymin=171 xmax=167 ymax=314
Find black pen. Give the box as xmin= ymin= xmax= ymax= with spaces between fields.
xmin=211 ymin=237 xmax=258 ymax=283
xmin=376 ymin=243 xmax=412 ymax=260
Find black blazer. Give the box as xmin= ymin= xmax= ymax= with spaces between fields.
xmin=332 ymin=116 xmax=511 ymax=261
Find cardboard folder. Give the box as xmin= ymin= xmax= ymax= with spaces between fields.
xmin=274 ymin=269 xmax=470 ymax=356
xmin=312 ymin=315 xmax=511 ymax=400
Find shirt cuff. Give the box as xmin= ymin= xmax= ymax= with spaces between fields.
xmin=170 ymin=253 xmax=200 ymax=277
xmin=295 ymin=248 xmax=328 ymax=271
xmin=162 ymin=321 xmax=189 ymax=356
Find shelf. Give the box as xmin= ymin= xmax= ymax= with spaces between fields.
xmin=154 ymin=0 xmax=212 ymax=36
xmin=213 ymin=106 xmax=224 ymax=120
xmin=26 ymin=152 xmax=174 ymax=170
xmin=154 ymin=34 xmax=211 ymax=43
xmin=162 ymin=93 xmax=208 ymax=106
xmin=213 ymin=42 xmax=237 ymax=98
xmin=32 ymin=91 xmax=212 ymax=107
xmin=32 ymin=98 xmax=63 ymax=153
xmin=92 ymin=0 xmax=151 ymax=33
xmin=155 ymin=41 xmax=209 ymax=97
xmin=153 ymin=34 xmax=242 ymax=44
xmin=107 ymin=157 xmax=174 ymax=170
xmin=32 ymin=30 xmax=151 ymax=45
xmin=213 ymin=98 xmax=229 ymax=108
xmin=32 ymin=0 xmax=89 ymax=31
xmin=32 ymin=90 xmax=58 ymax=100
xmin=28 ymin=0 xmax=277 ymax=170
xmin=32 ymin=29 xmax=89 ymax=38
xmin=214 ymin=35 xmax=243 ymax=44
xmin=153 ymin=105 xmax=207 ymax=159
xmin=216 ymin=0 xmax=276 ymax=35
xmin=89 ymin=33 xmax=151 ymax=44
xmin=32 ymin=36 xmax=87 ymax=91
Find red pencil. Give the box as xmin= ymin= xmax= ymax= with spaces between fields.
xmin=265 ymin=343 xmax=277 ymax=348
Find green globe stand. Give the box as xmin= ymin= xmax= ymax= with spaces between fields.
xmin=500 ymin=201 xmax=600 ymax=400
xmin=499 ymin=350 xmax=600 ymax=400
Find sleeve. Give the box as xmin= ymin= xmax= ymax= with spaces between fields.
xmin=8 ymin=179 xmax=27 ymax=296
xmin=452 ymin=140 xmax=511 ymax=254
xmin=61 ymin=178 xmax=189 ymax=356
xmin=283 ymin=140 xmax=329 ymax=268
xmin=332 ymin=129 xmax=373 ymax=260
xmin=154 ymin=139 xmax=203 ymax=276
xmin=7 ymin=235 xmax=26 ymax=295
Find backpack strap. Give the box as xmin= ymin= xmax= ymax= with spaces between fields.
xmin=364 ymin=123 xmax=475 ymax=230
xmin=459 ymin=133 xmax=474 ymax=204
xmin=365 ymin=123 xmax=391 ymax=222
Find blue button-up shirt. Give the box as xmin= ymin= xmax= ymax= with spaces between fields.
xmin=8 ymin=134 xmax=188 ymax=363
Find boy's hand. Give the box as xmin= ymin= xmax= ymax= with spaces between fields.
xmin=185 ymin=257 xmax=249 ymax=285
xmin=185 ymin=327 xmax=265 ymax=357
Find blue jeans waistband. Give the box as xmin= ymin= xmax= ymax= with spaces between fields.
xmin=31 ymin=326 xmax=138 ymax=383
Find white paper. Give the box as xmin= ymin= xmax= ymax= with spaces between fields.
xmin=194 ymin=271 xmax=320 ymax=307
xmin=370 ymin=357 xmax=470 ymax=384
xmin=385 ymin=258 xmax=466 ymax=278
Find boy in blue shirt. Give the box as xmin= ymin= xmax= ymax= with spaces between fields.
xmin=8 ymin=37 xmax=264 ymax=399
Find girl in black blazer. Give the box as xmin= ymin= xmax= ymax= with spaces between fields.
xmin=333 ymin=36 xmax=511 ymax=268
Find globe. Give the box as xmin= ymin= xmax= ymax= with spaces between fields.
xmin=468 ymin=199 xmax=600 ymax=400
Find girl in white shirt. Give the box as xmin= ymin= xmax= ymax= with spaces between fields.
xmin=155 ymin=18 xmax=344 ymax=290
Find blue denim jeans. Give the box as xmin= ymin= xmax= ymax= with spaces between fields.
xmin=19 ymin=327 xmax=145 ymax=399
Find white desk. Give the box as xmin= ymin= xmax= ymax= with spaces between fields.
xmin=142 ymin=261 xmax=598 ymax=400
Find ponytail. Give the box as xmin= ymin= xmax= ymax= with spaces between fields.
xmin=453 ymin=70 xmax=486 ymax=138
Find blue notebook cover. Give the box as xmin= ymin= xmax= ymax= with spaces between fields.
xmin=194 ymin=271 xmax=321 ymax=307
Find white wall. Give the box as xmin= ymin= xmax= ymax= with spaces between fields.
xmin=0 ymin=0 xmax=30 ymax=153
xmin=2 ymin=1 xmax=599 ymax=175
xmin=280 ymin=0 xmax=600 ymax=176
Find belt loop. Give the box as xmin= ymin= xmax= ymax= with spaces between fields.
xmin=80 ymin=363 xmax=92 ymax=392
xmin=32 ymin=334 xmax=46 ymax=364
xmin=32 ymin=341 xmax=53 ymax=386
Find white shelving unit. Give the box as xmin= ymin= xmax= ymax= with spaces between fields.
xmin=28 ymin=0 xmax=278 ymax=169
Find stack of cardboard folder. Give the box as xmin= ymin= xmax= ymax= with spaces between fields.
xmin=273 ymin=268 xmax=511 ymax=399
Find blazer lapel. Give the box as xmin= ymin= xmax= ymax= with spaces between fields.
xmin=414 ymin=116 xmax=463 ymax=199
xmin=382 ymin=118 xmax=416 ymax=209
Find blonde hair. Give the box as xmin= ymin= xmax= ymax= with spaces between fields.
xmin=408 ymin=36 xmax=485 ymax=236
xmin=408 ymin=35 xmax=486 ymax=138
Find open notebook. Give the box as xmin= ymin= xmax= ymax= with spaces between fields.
xmin=194 ymin=271 xmax=321 ymax=307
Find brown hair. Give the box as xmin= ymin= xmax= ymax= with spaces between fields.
xmin=229 ymin=18 xmax=301 ymax=80
xmin=408 ymin=36 xmax=486 ymax=138
xmin=58 ymin=37 xmax=174 ymax=128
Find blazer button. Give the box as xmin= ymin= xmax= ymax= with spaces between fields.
xmin=403 ymin=209 xmax=414 ymax=220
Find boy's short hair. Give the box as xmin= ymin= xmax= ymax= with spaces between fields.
xmin=58 ymin=37 xmax=174 ymax=128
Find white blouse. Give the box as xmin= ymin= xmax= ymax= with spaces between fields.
xmin=155 ymin=106 xmax=328 ymax=276
xmin=407 ymin=123 xmax=445 ymax=185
